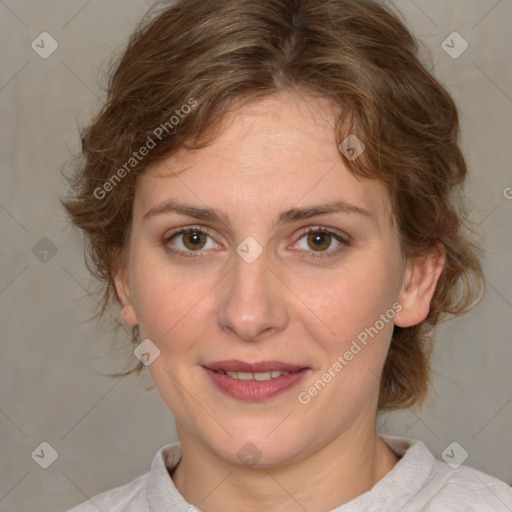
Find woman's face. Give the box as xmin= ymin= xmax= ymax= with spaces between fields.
xmin=116 ymin=90 xmax=439 ymax=467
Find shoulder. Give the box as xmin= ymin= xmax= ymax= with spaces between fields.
xmin=64 ymin=442 xmax=183 ymax=512
xmin=378 ymin=434 xmax=512 ymax=511
xmin=65 ymin=471 xmax=149 ymax=512
xmin=429 ymin=461 xmax=512 ymax=511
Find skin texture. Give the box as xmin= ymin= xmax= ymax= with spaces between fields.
xmin=115 ymin=90 xmax=445 ymax=511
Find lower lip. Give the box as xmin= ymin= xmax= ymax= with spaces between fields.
xmin=204 ymin=367 xmax=310 ymax=401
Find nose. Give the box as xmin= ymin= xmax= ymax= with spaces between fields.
xmin=217 ymin=243 xmax=289 ymax=342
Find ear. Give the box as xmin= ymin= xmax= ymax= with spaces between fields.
xmin=394 ymin=243 xmax=445 ymax=328
xmin=113 ymin=266 xmax=138 ymax=326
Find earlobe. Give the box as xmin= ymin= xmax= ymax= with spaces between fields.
xmin=121 ymin=304 xmax=138 ymax=326
xmin=394 ymin=244 xmax=445 ymax=328
xmin=114 ymin=267 xmax=138 ymax=326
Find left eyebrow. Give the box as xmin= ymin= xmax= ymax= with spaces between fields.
xmin=276 ymin=200 xmax=373 ymax=224
xmin=143 ymin=199 xmax=373 ymax=226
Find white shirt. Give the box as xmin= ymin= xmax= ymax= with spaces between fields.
xmin=67 ymin=434 xmax=512 ymax=511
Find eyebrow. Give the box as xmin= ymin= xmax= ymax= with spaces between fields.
xmin=143 ymin=199 xmax=373 ymax=226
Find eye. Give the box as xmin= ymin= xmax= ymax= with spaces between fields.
xmin=163 ymin=225 xmax=349 ymax=259
xmin=294 ymin=227 xmax=348 ymax=259
xmin=164 ymin=226 xmax=219 ymax=257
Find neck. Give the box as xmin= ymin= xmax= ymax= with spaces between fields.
xmin=170 ymin=422 xmax=399 ymax=512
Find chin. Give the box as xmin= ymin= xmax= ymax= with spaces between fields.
xmin=204 ymin=428 xmax=312 ymax=469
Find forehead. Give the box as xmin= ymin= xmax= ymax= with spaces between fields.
xmin=135 ymin=91 xmax=392 ymax=228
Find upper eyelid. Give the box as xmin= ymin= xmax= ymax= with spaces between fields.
xmin=300 ymin=226 xmax=350 ymax=242
xmin=164 ymin=225 xmax=211 ymax=239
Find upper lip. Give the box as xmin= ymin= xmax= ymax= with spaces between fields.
xmin=204 ymin=360 xmax=307 ymax=373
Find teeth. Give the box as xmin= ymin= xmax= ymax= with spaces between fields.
xmin=236 ymin=371 xmax=253 ymax=381
xmin=254 ymin=371 xmax=271 ymax=381
xmin=224 ymin=370 xmax=292 ymax=381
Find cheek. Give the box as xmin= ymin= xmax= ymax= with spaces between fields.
xmin=311 ymin=262 xmax=399 ymax=346
xmin=130 ymin=256 xmax=216 ymax=349
xmin=302 ymin=268 xmax=399 ymax=405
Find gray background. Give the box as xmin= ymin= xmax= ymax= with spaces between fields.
xmin=0 ymin=1 xmax=511 ymax=511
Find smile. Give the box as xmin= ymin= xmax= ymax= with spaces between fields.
xmin=203 ymin=360 xmax=311 ymax=401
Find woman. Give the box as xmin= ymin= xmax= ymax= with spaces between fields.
xmin=63 ymin=0 xmax=512 ymax=510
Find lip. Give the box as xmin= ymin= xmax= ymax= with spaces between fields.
xmin=203 ymin=360 xmax=311 ymax=402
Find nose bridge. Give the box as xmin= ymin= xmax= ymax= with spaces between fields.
xmin=217 ymin=239 xmax=289 ymax=341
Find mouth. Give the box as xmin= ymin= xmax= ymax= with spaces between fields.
xmin=203 ymin=360 xmax=311 ymax=401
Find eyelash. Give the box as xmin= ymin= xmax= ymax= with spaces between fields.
xmin=163 ymin=225 xmax=349 ymax=260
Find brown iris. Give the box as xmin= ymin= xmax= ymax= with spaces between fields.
xmin=307 ymin=231 xmax=331 ymax=251
xmin=182 ymin=231 xmax=207 ymax=250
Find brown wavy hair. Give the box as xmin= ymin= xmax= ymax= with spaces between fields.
xmin=62 ymin=0 xmax=485 ymax=410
